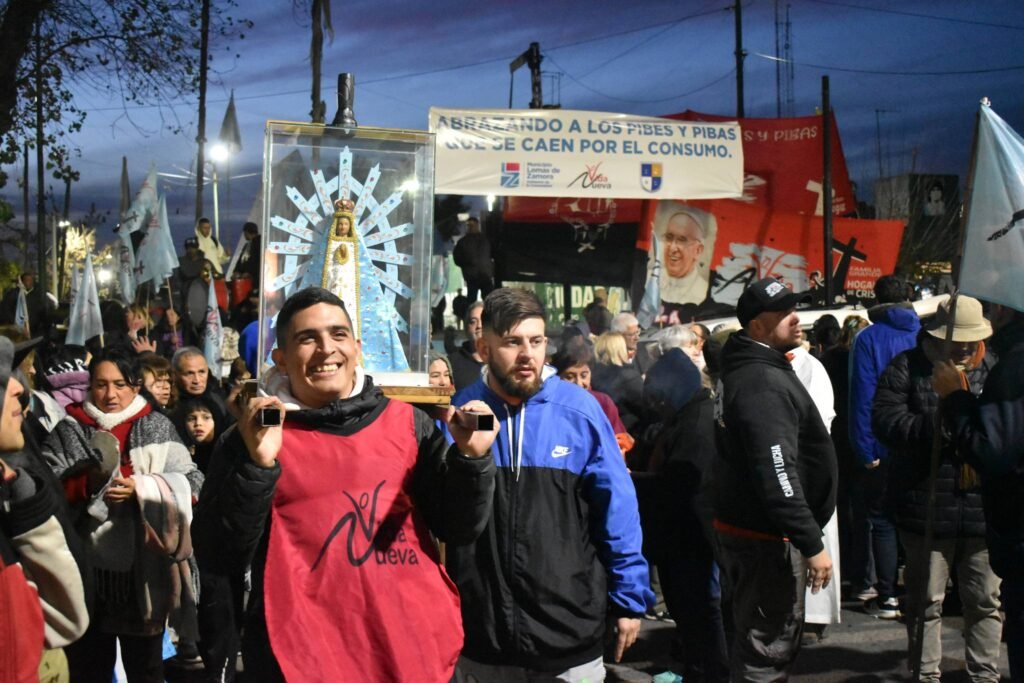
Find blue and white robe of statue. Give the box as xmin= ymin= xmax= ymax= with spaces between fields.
xmin=299 ymin=231 xmax=409 ymax=373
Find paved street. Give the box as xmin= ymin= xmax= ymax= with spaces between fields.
xmin=608 ymin=596 xmax=1013 ymax=682
xmin=165 ymin=594 xmax=1011 ymax=681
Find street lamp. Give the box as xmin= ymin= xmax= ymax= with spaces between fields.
xmin=209 ymin=142 xmax=230 ymax=242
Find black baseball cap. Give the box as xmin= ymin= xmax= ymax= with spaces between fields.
xmin=736 ymin=277 xmax=811 ymax=327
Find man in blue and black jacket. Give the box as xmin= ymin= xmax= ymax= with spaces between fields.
xmin=449 ymin=287 xmax=653 ymax=682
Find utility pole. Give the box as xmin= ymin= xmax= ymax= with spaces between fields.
xmin=194 ymin=0 xmax=211 ymax=223
xmin=822 ymin=76 xmax=834 ymax=305
xmin=875 ymin=109 xmax=884 ymax=179
xmin=774 ymin=0 xmax=782 ymax=118
xmin=22 ymin=141 xmax=29 ymax=266
xmin=734 ymin=0 xmax=746 ymax=117
xmin=34 ymin=19 xmax=46 ymax=292
xmin=509 ymin=43 xmax=545 ymax=108
xmin=527 ymin=42 xmax=543 ymax=109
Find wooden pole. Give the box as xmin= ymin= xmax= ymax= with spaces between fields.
xmin=34 ymin=19 xmax=46 ymax=293
xmin=194 ymin=0 xmax=210 ymax=222
xmin=822 ymin=76 xmax=834 ymax=305
xmin=22 ymin=141 xmax=29 ymax=266
xmin=912 ymin=103 xmax=983 ymax=683
xmin=911 ymin=291 xmax=958 ymax=681
xmin=734 ymin=0 xmax=745 ymax=117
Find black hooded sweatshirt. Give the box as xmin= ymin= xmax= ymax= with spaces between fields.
xmin=713 ymin=331 xmax=838 ymax=557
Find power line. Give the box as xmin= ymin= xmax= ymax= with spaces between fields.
xmin=80 ymin=7 xmax=731 ymax=114
xmin=754 ymin=51 xmax=1024 ymax=76
xmin=802 ymin=0 xmax=1024 ymax=31
xmin=547 ymin=54 xmax=735 ymax=104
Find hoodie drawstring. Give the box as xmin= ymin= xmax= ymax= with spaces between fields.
xmin=505 ymin=404 xmax=526 ymax=482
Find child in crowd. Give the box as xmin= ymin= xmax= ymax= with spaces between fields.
xmin=177 ymin=397 xmax=225 ymax=475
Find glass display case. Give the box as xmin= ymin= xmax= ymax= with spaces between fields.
xmin=259 ymin=121 xmax=437 ymax=394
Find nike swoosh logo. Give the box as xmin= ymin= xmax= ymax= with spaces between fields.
xmin=551 ymin=446 xmax=571 ymax=458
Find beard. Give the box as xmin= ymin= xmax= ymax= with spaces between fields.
xmin=774 ymin=339 xmax=801 ymax=353
xmin=490 ymin=360 xmax=542 ymax=401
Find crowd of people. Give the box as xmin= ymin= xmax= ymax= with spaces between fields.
xmin=428 ymin=272 xmax=1022 ymax=682
xmin=0 ymin=218 xmax=1022 ymax=683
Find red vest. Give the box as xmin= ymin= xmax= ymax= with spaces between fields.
xmin=0 ymin=557 xmax=44 ymax=682
xmin=264 ymin=400 xmax=463 ymax=682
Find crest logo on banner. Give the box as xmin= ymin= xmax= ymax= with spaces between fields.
xmin=641 ymin=163 xmax=662 ymax=192
xmin=501 ymin=162 xmax=520 ymax=188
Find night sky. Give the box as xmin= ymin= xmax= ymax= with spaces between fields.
xmin=14 ymin=0 xmax=1024 ymax=250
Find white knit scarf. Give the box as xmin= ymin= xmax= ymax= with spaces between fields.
xmin=82 ymin=394 xmax=148 ymax=431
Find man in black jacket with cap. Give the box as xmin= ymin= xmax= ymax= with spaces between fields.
xmin=713 ymin=277 xmax=837 ymax=681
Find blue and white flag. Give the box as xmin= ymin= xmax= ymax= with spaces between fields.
xmin=117 ymin=229 xmax=136 ymax=305
xmin=202 ymin=280 xmax=223 ymax=380
xmin=636 ymin=234 xmax=662 ymax=328
xmin=66 ymin=254 xmax=103 ymax=346
xmin=14 ymin=287 xmax=30 ymax=336
xmin=960 ymin=102 xmax=1024 ymax=312
xmin=67 ymin=266 xmax=81 ymax=311
xmin=121 ymin=166 xmax=159 ymax=235
xmin=136 ymin=195 xmax=179 ymax=285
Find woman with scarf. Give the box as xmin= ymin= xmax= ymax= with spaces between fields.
xmin=42 ymin=346 xmax=202 ymax=682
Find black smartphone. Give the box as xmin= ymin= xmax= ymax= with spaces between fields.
xmin=260 ymin=407 xmax=282 ymax=427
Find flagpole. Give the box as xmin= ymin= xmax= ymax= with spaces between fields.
xmin=952 ymin=100 xmax=986 ymax=290
xmin=911 ymin=290 xmax=959 ymax=683
xmin=911 ymin=100 xmax=985 ymax=683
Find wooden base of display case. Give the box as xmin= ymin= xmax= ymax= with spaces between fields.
xmin=381 ymin=385 xmax=453 ymax=406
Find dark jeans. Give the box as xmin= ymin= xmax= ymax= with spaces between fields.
xmin=717 ymin=534 xmax=807 ymax=683
xmin=465 ymin=277 xmax=494 ymax=304
xmin=850 ymin=460 xmax=899 ymax=599
xmin=658 ymin=518 xmax=729 ymax=683
xmin=65 ymin=624 xmax=164 ymax=683
xmin=1003 ymin=576 xmax=1024 ymax=683
xmin=198 ymin=571 xmax=245 ymax=682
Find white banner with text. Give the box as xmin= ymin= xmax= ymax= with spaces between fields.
xmin=429 ymin=108 xmax=744 ymax=200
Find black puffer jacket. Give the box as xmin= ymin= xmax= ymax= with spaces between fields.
xmin=872 ymin=339 xmax=994 ymax=538
xmin=944 ymin=317 xmax=1024 ymax=579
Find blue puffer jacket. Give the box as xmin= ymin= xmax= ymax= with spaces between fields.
xmin=447 ymin=369 xmax=653 ymax=672
xmin=848 ymin=303 xmax=921 ymax=466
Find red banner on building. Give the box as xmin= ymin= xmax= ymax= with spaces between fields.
xmin=666 ymin=110 xmax=856 ymax=217
xmin=641 ymin=199 xmax=904 ymax=325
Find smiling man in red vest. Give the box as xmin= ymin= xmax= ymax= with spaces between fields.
xmin=193 ymin=287 xmax=497 ymax=682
